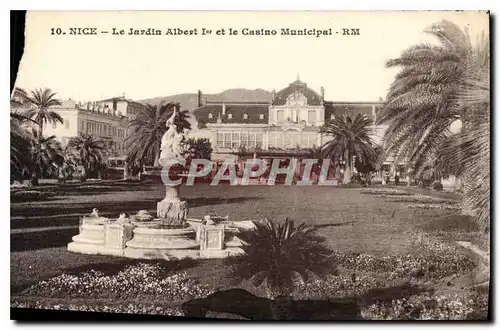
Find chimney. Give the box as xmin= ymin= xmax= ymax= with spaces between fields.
xmin=197 ymin=90 xmax=203 ymax=107
xmin=222 ymin=102 xmax=226 ymax=115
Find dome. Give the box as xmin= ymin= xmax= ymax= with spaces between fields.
xmin=272 ymin=78 xmax=323 ymax=106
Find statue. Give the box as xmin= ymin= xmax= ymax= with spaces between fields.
xmin=90 ymin=208 xmax=99 ymax=217
xmin=156 ymin=107 xmax=189 ymax=226
xmin=159 ymin=107 xmax=187 ymax=167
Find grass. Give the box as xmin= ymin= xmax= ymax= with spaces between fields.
xmin=10 ymin=180 xmax=489 ymax=319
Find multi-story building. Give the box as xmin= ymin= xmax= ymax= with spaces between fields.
xmin=41 ymin=96 xmax=144 ymax=160
xmin=193 ymin=78 xmax=388 ymax=164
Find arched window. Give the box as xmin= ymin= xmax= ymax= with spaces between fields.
xmin=259 ymin=114 xmax=264 ymax=120
xmin=227 ymin=113 xmax=233 ymax=119
xmin=243 ymin=114 xmax=248 ymax=119
xmin=208 ymin=113 xmax=213 ymax=119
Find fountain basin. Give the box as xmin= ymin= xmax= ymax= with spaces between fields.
xmin=124 ymin=226 xmax=199 ymax=260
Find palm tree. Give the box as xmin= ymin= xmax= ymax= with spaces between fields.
xmin=23 ymin=88 xmax=63 ymax=133
xmin=378 ymin=20 xmax=490 ymax=230
xmin=125 ymin=102 xmax=191 ymax=166
xmin=27 ymin=129 xmax=64 ymax=185
xmin=10 ymin=114 xmax=33 ymax=182
xmin=228 ymin=218 xmax=336 ymax=319
xmin=320 ymin=114 xmax=376 ymax=184
xmin=67 ymin=134 xmax=105 ymax=181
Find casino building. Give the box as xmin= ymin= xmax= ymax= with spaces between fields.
xmin=193 ymin=77 xmax=388 ymax=165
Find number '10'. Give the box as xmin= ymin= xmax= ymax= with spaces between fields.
xmin=51 ymin=28 xmax=63 ymax=35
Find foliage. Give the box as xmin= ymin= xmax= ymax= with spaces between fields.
xmin=321 ymin=114 xmax=376 ymax=184
xmin=23 ymin=88 xmax=63 ymax=133
xmin=432 ymin=181 xmax=444 ymax=191
xmin=363 ymin=291 xmax=487 ymax=320
xmin=21 ymin=263 xmax=213 ymax=301
xmin=377 ymin=19 xmax=490 ymax=229
xmin=360 ymin=188 xmax=412 ymax=196
xmin=26 ymin=129 xmax=64 ymax=184
xmin=228 ymin=218 xmax=336 ymax=297
xmin=125 ymin=102 xmax=191 ymax=166
xmin=185 ymin=138 xmax=213 ymax=160
xmin=67 ymin=134 xmax=105 ymax=180
xmin=10 ymin=113 xmax=34 ymax=181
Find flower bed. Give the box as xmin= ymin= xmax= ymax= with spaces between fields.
xmin=362 ymin=290 xmax=488 ymax=320
xmin=385 ymin=194 xmax=458 ymax=205
xmin=11 ymin=190 xmax=55 ymax=202
xmin=360 ymin=188 xmax=413 ymax=196
xmin=20 ymin=263 xmax=213 ymax=302
xmin=407 ymin=203 xmax=460 ymax=210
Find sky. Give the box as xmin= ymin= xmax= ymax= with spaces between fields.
xmin=15 ymin=11 xmax=489 ymax=103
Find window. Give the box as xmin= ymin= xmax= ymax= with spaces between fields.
xmin=240 ymin=132 xmax=248 ymax=147
xmin=256 ymin=133 xmax=263 ymax=148
xmin=277 ymin=110 xmax=285 ymax=122
xmin=330 ymin=114 xmax=335 ymax=120
xmin=223 ymin=132 xmax=231 ymax=149
xmin=259 ymin=114 xmax=264 ymax=120
xmin=308 ymin=110 xmax=317 ymax=123
xmin=208 ymin=113 xmax=213 ymax=119
xmin=113 ymin=100 xmax=117 ymax=110
xmin=64 ymin=120 xmax=69 ymax=129
xmin=217 ymin=132 xmax=224 ymax=148
xmin=80 ymin=120 xmax=85 ymax=132
xmin=231 ymin=132 xmax=240 ymax=149
xmin=243 ymin=114 xmax=248 ymax=119
xmin=227 ymin=114 xmax=233 ymax=119
xmin=52 ymin=122 xmax=57 ymax=129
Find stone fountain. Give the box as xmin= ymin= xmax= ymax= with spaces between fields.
xmin=67 ymin=108 xmax=254 ymax=260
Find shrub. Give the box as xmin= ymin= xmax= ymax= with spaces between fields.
xmin=432 ymin=181 xmax=444 ymax=191
xmin=11 ymin=190 xmax=47 ymax=202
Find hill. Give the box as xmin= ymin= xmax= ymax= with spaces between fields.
xmin=139 ymin=88 xmax=272 ymax=111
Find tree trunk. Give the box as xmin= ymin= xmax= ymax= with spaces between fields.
xmin=80 ymin=166 xmax=87 ymax=182
xmin=30 ymin=173 xmax=39 ymax=186
xmin=123 ymin=161 xmax=129 ymax=180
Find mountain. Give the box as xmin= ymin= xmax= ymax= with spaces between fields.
xmin=139 ymin=88 xmax=273 ymax=111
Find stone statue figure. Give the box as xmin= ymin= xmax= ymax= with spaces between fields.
xmin=159 ymin=107 xmax=187 ymax=167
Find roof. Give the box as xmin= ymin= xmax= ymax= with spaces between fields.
xmin=194 ymin=102 xmax=269 ymax=124
xmin=324 ymin=102 xmax=385 ymax=121
xmin=97 ymin=96 xmax=145 ymax=107
xmin=272 ymin=79 xmax=322 ymax=106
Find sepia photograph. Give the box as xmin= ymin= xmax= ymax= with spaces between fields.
xmin=9 ymin=10 xmax=491 ymax=321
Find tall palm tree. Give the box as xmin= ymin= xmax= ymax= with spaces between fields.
xmin=67 ymin=134 xmax=105 ymax=181
xmin=228 ymin=218 xmax=336 ymax=319
xmin=320 ymin=114 xmax=376 ymax=184
xmin=24 ymin=88 xmax=63 ymax=133
xmin=125 ymin=102 xmax=191 ymax=166
xmin=378 ymin=20 xmax=490 ymax=230
xmin=27 ymin=129 xmax=64 ymax=185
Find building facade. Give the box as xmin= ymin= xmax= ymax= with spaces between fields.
xmin=41 ymin=96 xmax=144 ymax=160
xmin=193 ymin=78 xmax=387 ymax=163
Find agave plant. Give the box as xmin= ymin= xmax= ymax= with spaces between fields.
xmin=229 ymin=218 xmax=336 ymax=297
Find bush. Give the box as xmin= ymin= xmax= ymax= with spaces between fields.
xmin=432 ymin=181 xmax=444 ymax=191
xmin=11 ymin=190 xmax=44 ymax=202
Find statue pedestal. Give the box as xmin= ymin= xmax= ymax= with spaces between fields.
xmin=157 ymin=184 xmax=188 ymax=225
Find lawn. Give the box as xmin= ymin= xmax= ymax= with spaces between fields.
xmin=10 ymin=180 xmax=489 ymax=320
